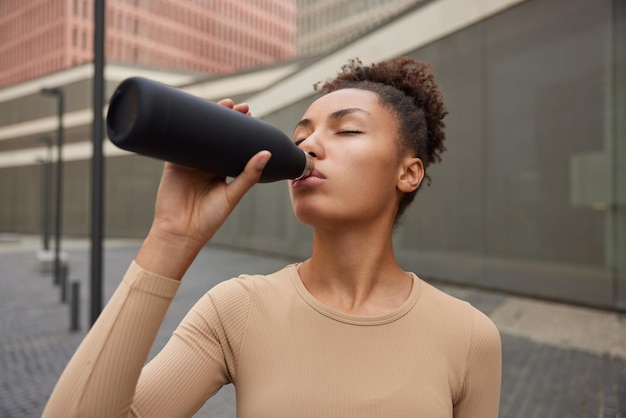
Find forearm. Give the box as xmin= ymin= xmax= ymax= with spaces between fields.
xmin=43 ymin=262 xmax=180 ymax=417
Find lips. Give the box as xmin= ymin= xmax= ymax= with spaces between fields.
xmin=292 ymin=168 xmax=326 ymax=188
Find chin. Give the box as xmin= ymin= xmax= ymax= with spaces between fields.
xmin=291 ymin=205 xmax=320 ymax=226
xmin=292 ymin=205 xmax=357 ymax=228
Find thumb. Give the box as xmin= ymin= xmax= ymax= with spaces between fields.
xmin=225 ymin=151 xmax=271 ymax=206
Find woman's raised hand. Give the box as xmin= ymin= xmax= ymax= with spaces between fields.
xmin=136 ymin=100 xmax=271 ymax=279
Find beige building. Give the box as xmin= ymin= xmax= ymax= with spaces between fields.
xmin=297 ymin=0 xmax=423 ymax=56
xmin=0 ymin=0 xmax=296 ymax=88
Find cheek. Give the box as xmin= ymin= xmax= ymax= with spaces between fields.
xmin=342 ymin=151 xmax=399 ymax=191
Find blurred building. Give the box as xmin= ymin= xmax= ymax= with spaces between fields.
xmin=0 ymin=0 xmax=625 ymax=311
xmin=297 ymin=0 xmax=423 ymax=56
xmin=0 ymin=0 xmax=296 ymax=88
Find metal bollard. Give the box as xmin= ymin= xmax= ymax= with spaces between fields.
xmin=69 ymin=281 xmax=80 ymax=332
xmin=59 ymin=263 xmax=68 ymax=304
xmin=53 ymin=263 xmax=60 ymax=286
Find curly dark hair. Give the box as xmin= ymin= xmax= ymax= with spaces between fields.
xmin=315 ymin=57 xmax=448 ymax=223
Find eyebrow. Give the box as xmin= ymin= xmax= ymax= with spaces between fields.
xmin=294 ymin=107 xmax=371 ymax=130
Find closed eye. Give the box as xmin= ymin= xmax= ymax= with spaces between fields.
xmin=295 ymin=130 xmax=362 ymax=146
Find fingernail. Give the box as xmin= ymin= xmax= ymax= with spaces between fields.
xmin=257 ymin=154 xmax=270 ymax=170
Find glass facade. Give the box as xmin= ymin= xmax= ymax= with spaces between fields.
xmin=397 ymin=0 xmax=621 ymax=307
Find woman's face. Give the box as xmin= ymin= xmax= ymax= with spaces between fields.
xmin=289 ymin=88 xmax=414 ymax=229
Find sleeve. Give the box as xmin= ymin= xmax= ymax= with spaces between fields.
xmin=42 ymin=261 xmax=180 ymax=418
xmin=453 ymin=308 xmax=502 ymax=418
xmin=130 ymin=277 xmax=252 ymax=418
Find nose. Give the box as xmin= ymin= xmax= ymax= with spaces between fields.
xmin=298 ymin=134 xmax=324 ymax=160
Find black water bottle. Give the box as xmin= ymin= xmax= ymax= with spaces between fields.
xmin=106 ymin=77 xmax=313 ymax=183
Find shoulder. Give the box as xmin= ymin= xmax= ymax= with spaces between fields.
xmin=416 ymin=279 xmax=478 ymax=323
xmin=182 ymin=264 xmax=293 ymax=350
xmin=418 ymin=279 xmax=500 ymax=345
xmin=414 ymin=280 xmax=501 ymax=401
xmin=207 ymin=264 xmax=295 ymax=314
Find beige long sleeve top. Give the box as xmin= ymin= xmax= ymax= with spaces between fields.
xmin=43 ymin=262 xmax=502 ymax=418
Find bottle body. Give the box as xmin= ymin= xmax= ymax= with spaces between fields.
xmin=106 ymin=77 xmax=312 ymax=183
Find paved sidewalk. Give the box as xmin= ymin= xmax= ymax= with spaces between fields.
xmin=1 ymin=236 xmax=624 ymax=417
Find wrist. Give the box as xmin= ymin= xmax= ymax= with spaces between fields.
xmin=135 ymin=228 xmax=205 ymax=280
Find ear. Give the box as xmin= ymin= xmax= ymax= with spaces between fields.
xmin=397 ymin=157 xmax=424 ymax=193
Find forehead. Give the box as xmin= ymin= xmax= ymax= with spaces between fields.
xmin=303 ymin=88 xmax=387 ymax=119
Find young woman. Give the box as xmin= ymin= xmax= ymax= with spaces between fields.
xmin=44 ymin=57 xmax=501 ymax=417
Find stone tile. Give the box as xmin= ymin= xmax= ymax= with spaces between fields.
xmin=490 ymin=297 xmax=626 ymax=358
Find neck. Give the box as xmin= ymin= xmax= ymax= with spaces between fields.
xmin=299 ymin=218 xmax=411 ymax=316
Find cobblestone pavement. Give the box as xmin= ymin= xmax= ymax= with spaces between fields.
xmin=1 ymin=236 xmax=624 ymax=417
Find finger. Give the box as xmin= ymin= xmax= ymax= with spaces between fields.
xmin=217 ymin=98 xmax=234 ymax=108
xmin=233 ymin=103 xmax=250 ymax=115
xmin=162 ymin=161 xmax=211 ymax=178
xmin=225 ymin=151 xmax=271 ymax=206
